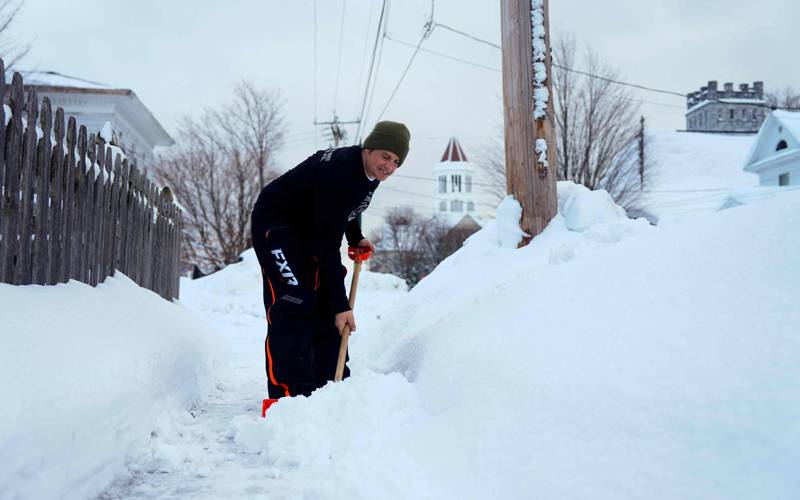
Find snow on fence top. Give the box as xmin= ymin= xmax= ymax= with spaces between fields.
xmin=0 ymin=59 xmax=182 ymax=300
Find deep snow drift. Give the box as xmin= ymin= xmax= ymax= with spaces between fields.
xmin=0 ymin=275 xmax=221 ymax=500
xmin=235 ymin=181 xmax=800 ymax=499
xmin=3 ymin=180 xmax=798 ymax=499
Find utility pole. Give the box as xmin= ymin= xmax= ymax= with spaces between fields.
xmin=314 ymin=114 xmax=360 ymax=148
xmin=501 ymin=0 xmax=557 ymax=245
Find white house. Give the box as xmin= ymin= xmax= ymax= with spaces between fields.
xmin=432 ymin=137 xmax=480 ymax=226
xmin=11 ymin=70 xmax=174 ymax=167
xmin=743 ymin=110 xmax=800 ymax=186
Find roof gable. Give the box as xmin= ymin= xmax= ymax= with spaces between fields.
xmin=743 ymin=111 xmax=800 ymax=169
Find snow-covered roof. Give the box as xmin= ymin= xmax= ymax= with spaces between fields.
xmin=8 ymin=69 xmax=113 ymax=90
xmin=639 ymin=129 xmax=757 ymax=222
xmin=743 ymin=110 xmax=800 ymax=172
xmin=686 ymin=97 xmax=766 ymax=115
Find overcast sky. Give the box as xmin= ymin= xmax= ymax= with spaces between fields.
xmin=13 ymin=0 xmax=799 ymax=230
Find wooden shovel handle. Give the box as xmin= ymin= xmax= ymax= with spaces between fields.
xmin=334 ymin=261 xmax=362 ymax=382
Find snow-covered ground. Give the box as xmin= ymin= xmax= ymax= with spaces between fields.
xmin=641 ymin=129 xmax=759 ymax=222
xmin=2 ymin=181 xmax=799 ymax=499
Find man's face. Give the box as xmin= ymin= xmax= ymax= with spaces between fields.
xmin=363 ymin=149 xmax=400 ymax=181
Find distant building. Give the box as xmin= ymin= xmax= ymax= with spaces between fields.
xmin=8 ymin=70 xmax=173 ymax=167
xmin=743 ymin=110 xmax=800 ymax=186
xmin=685 ymin=81 xmax=767 ymax=133
xmin=432 ymin=137 xmax=479 ymax=226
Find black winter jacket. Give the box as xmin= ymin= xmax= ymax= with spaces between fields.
xmin=251 ymin=145 xmax=378 ymax=314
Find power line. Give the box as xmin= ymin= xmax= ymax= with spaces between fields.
xmin=380 ymin=185 xmax=496 ymax=208
xmin=385 ymin=34 xmax=686 ymax=112
xmin=431 ymin=20 xmax=689 ymax=99
xmin=376 ymin=14 xmax=435 ymax=120
xmin=385 ymin=34 xmax=501 ymax=72
xmin=355 ymin=0 xmax=390 ymax=142
xmin=434 ymin=22 xmax=501 ymax=50
xmin=393 ymin=172 xmax=495 ymax=188
xmin=333 ymin=0 xmax=348 ymax=114
xmin=313 ymin=0 xmax=318 ymax=144
xmin=353 ymin=0 xmax=378 ymax=121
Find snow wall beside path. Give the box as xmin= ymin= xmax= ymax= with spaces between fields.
xmin=236 ymin=181 xmax=800 ymax=499
xmin=0 ymin=274 xmax=221 ymax=500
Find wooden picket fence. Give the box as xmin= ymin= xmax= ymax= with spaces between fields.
xmin=0 ymin=59 xmax=182 ymax=300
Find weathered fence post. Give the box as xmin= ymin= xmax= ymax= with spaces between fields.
xmin=1 ymin=62 xmax=180 ymax=297
xmin=48 ymin=107 xmax=65 ymax=284
xmin=0 ymin=60 xmax=6 ymax=284
xmin=4 ymin=77 xmax=26 ymax=283
xmin=33 ymin=98 xmax=53 ymax=285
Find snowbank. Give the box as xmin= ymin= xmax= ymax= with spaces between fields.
xmin=233 ymin=183 xmax=800 ymax=499
xmin=0 ymin=274 xmax=220 ymax=500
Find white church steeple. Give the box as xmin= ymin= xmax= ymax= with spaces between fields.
xmin=433 ymin=137 xmax=477 ymax=226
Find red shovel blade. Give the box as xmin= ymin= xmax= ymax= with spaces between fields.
xmin=261 ymin=398 xmax=278 ymax=418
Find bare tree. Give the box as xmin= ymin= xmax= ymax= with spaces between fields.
xmin=370 ymin=208 xmax=479 ymax=285
xmin=766 ymin=86 xmax=800 ymax=111
xmin=154 ymin=81 xmax=285 ymax=272
xmin=476 ymin=35 xmax=651 ymax=211
xmin=0 ymin=1 xmax=30 ymax=70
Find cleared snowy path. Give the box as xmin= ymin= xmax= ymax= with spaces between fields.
xmin=100 ymin=255 xmax=409 ymax=499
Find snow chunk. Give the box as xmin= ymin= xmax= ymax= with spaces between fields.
xmin=560 ymin=182 xmax=628 ymax=231
xmin=495 ymin=195 xmax=529 ymax=248
xmin=99 ymin=121 xmax=114 ymax=143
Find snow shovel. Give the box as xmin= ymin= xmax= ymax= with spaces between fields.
xmin=334 ymin=246 xmax=372 ymax=382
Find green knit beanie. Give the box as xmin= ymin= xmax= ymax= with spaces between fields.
xmin=363 ymin=121 xmax=411 ymax=165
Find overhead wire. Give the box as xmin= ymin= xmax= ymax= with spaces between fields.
xmin=333 ymin=0 xmax=348 ymax=115
xmin=355 ymin=0 xmax=390 ymax=143
xmin=375 ymin=4 xmax=436 ymax=121
xmin=353 ymin=0 xmax=378 ymax=122
xmin=313 ymin=0 xmax=318 ymax=145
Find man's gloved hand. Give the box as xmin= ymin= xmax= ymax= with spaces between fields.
xmin=335 ymin=310 xmax=357 ymax=335
xmin=356 ymin=238 xmax=375 ymax=253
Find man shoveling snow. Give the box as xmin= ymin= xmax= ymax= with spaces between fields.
xmin=250 ymin=121 xmax=411 ymax=412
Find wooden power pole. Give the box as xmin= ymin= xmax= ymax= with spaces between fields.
xmin=501 ymin=0 xmax=558 ymax=244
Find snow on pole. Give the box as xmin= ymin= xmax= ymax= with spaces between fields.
xmin=530 ymin=0 xmax=550 ymax=176
xmin=530 ymin=0 xmax=548 ymax=121
xmin=535 ymin=138 xmax=548 ymax=168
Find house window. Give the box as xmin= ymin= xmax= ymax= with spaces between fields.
xmin=729 ymin=109 xmax=735 ymax=120
xmin=439 ymin=201 xmax=447 ymax=211
xmin=438 ymin=175 xmax=447 ymax=194
xmin=467 ymin=201 xmax=475 ymax=212
xmin=752 ymin=109 xmax=758 ymax=120
xmin=450 ymin=199 xmax=463 ymax=212
xmin=779 ymin=173 xmax=790 ymax=186
xmin=451 ymin=174 xmax=462 ymax=193
xmin=776 ymin=140 xmax=788 ymax=151
xmin=465 ymin=176 xmax=472 ymax=193
xmin=741 ymin=109 xmax=747 ymax=119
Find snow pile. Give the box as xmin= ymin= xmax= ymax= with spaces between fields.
xmin=0 ymin=274 xmax=220 ymax=500
xmin=559 ymin=181 xmax=628 ymax=231
xmin=233 ymin=183 xmax=800 ymax=499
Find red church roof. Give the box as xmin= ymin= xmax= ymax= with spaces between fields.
xmin=441 ymin=137 xmax=468 ymax=162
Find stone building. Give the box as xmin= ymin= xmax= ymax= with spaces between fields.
xmin=685 ymin=81 xmax=768 ymax=133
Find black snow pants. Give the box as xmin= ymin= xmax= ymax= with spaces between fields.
xmin=252 ymin=224 xmax=350 ymax=399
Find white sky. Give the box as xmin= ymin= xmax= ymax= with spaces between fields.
xmin=13 ymin=0 xmax=799 ymax=233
